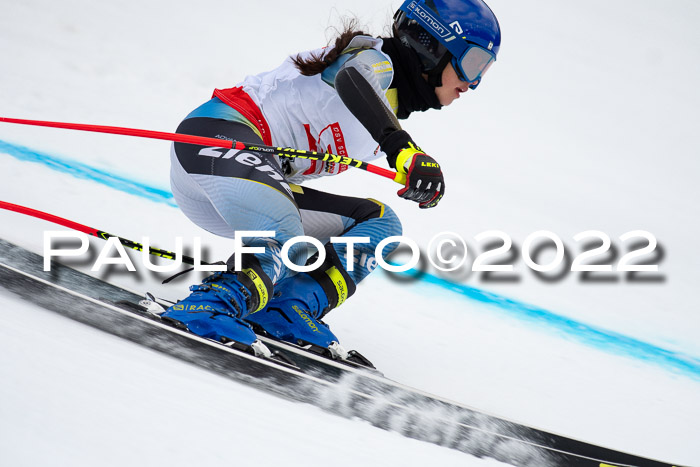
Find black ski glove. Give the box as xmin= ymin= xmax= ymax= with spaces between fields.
xmin=395 ymin=143 xmax=445 ymax=209
xmin=380 ymin=130 xmax=445 ymax=209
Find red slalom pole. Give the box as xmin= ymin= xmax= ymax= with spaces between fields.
xmin=0 ymin=200 xmax=99 ymax=236
xmin=0 ymin=200 xmax=202 ymax=265
xmin=0 ymin=117 xmax=232 ymax=149
xmin=0 ymin=116 xmax=406 ymax=185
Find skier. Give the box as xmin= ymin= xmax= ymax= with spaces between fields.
xmin=162 ymin=0 xmax=501 ymax=357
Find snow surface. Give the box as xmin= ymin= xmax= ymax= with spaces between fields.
xmin=1 ymin=0 xmax=699 ymax=465
xmin=0 ymin=288 xmax=508 ymax=467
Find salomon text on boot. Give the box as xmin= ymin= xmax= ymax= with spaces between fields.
xmin=245 ymin=252 xmax=375 ymax=368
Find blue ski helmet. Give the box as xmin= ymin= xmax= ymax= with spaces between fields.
xmin=394 ymin=0 xmax=501 ymax=89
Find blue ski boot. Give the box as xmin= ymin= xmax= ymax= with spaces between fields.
xmin=245 ymin=269 xmax=358 ymax=361
xmin=161 ymin=269 xmax=271 ymax=352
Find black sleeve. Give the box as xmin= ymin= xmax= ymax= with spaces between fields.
xmin=335 ymin=66 xmax=414 ymax=169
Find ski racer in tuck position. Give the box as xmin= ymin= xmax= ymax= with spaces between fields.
xmin=162 ymin=0 xmax=502 ymax=356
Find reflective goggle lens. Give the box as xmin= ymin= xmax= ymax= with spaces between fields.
xmin=457 ymin=45 xmax=495 ymax=83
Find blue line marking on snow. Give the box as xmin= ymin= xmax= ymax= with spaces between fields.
xmin=387 ymin=269 xmax=700 ymax=380
xmin=0 ymin=140 xmax=176 ymax=207
xmin=3 ymin=139 xmax=699 ymax=380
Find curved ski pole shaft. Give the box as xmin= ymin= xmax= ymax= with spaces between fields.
xmin=0 ymin=200 xmax=205 ymax=266
xmin=0 ymin=116 xmax=406 ymax=185
xmin=231 ymin=141 xmax=407 ymax=185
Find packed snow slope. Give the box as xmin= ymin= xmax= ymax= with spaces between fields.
xmin=0 ymin=289 xmax=511 ymax=467
xmin=1 ymin=0 xmax=699 ymax=466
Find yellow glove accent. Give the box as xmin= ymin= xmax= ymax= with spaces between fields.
xmin=393 ymin=171 xmax=407 ymax=185
xmin=395 ymin=142 xmax=424 ymax=174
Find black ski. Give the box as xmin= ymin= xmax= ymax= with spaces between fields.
xmin=0 ymin=238 xmax=683 ymax=467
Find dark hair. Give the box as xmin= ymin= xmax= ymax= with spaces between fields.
xmin=293 ymin=19 xmax=369 ymax=76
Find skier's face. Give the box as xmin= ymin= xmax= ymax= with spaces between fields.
xmin=434 ymin=63 xmax=478 ymax=107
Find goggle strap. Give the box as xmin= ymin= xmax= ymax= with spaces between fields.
xmin=428 ymin=52 xmax=453 ymax=87
xmin=451 ymin=56 xmax=466 ymax=81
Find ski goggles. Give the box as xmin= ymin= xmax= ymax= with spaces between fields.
xmin=452 ymin=45 xmax=495 ymax=89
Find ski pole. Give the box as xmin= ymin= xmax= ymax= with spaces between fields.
xmin=0 ymin=117 xmax=407 ymax=185
xmin=0 ymin=200 xmax=205 ymax=266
